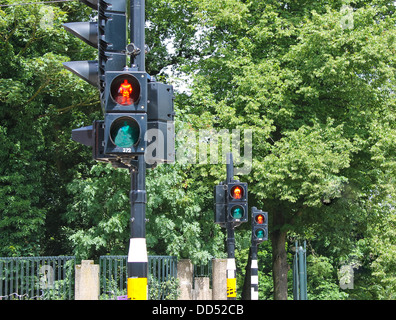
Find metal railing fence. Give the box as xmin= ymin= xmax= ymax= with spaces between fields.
xmin=99 ymin=255 xmax=178 ymax=300
xmin=293 ymin=241 xmax=308 ymax=300
xmin=193 ymin=258 xmax=213 ymax=289
xmin=0 ymin=256 xmax=76 ymax=300
xmin=1 ymin=255 xmax=178 ymax=300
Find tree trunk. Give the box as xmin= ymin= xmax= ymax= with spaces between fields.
xmin=271 ymin=209 xmax=289 ymax=300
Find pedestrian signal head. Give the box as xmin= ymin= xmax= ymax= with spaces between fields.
xmin=252 ymin=208 xmax=268 ymax=243
xmin=227 ymin=182 xmax=247 ymax=225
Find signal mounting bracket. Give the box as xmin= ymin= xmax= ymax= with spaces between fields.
xmin=125 ymin=43 xmax=141 ymax=57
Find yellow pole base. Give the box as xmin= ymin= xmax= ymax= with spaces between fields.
xmin=227 ymin=278 xmax=237 ymax=298
xmin=127 ymin=277 xmax=148 ymax=300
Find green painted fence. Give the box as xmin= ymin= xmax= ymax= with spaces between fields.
xmin=0 ymin=256 xmax=75 ymax=300
xmin=99 ymin=255 xmax=178 ymax=300
xmin=0 ymin=255 xmax=178 ymax=300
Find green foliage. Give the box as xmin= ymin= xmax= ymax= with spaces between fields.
xmin=99 ymin=276 xmax=127 ymax=300
xmin=307 ymin=255 xmax=348 ymax=300
xmin=179 ymin=0 xmax=396 ymax=299
xmin=64 ymin=164 xmax=130 ymax=260
xmin=365 ymin=196 xmax=396 ymax=299
xmin=146 ymin=161 xmax=226 ymax=262
xmin=98 ymin=275 xmax=180 ymax=300
xmin=255 ymin=120 xmax=354 ymax=206
xmin=0 ymin=0 xmax=100 ymax=256
xmin=148 ymin=275 xmax=180 ymax=300
xmin=1 ymin=0 xmax=395 ymax=300
xmin=235 ymin=241 xmax=273 ymax=300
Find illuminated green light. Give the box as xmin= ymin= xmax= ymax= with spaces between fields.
xmin=231 ymin=205 xmax=243 ymax=219
xmin=110 ymin=117 xmax=140 ymax=148
xmin=256 ymin=229 xmax=265 ymax=238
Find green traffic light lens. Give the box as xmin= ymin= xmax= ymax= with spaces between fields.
xmin=110 ymin=116 xmax=140 ymax=148
xmin=255 ymin=229 xmax=265 ymax=238
xmin=231 ymin=205 xmax=244 ymax=219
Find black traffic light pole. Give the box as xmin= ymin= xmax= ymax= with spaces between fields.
xmin=126 ymin=0 xmax=148 ymax=300
xmin=130 ymin=0 xmax=145 ymax=71
xmin=226 ymin=153 xmax=237 ymax=300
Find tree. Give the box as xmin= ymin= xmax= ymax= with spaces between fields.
xmin=0 ymin=1 xmax=100 ymax=256
xmin=175 ymin=0 xmax=396 ymax=299
xmin=1 ymin=0 xmax=394 ymax=300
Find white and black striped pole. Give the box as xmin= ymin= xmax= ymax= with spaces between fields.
xmin=250 ymin=242 xmax=259 ymax=300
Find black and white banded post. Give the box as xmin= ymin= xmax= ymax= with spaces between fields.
xmin=250 ymin=242 xmax=259 ymax=300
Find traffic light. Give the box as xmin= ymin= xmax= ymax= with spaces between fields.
xmin=146 ymin=80 xmax=175 ymax=164
xmin=104 ymin=70 xmax=147 ymax=156
xmin=214 ymin=184 xmax=226 ymax=228
xmin=62 ymin=0 xmax=127 ymax=93
xmin=71 ymin=120 xmax=129 ymax=168
xmin=227 ymin=182 xmax=248 ymax=225
xmin=65 ymin=0 xmax=128 ymax=163
xmin=252 ymin=207 xmax=268 ymax=243
xmin=214 ymin=181 xmax=248 ymax=226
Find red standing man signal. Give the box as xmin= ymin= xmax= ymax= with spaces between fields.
xmin=118 ymin=79 xmax=133 ymax=105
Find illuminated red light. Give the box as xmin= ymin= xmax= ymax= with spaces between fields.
xmin=110 ymin=74 xmax=141 ymax=107
xmin=231 ymin=186 xmax=243 ymax=200
xmin=116 ymin=79 xmax=133 ymax=105
xmin=256 ymin=214 xmax=265 ymax=224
